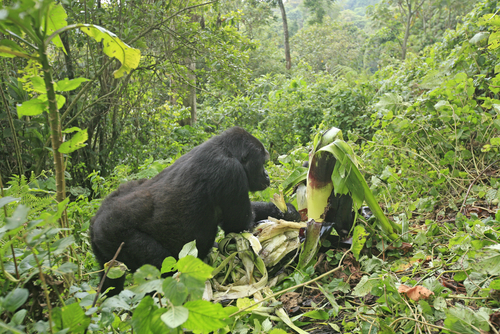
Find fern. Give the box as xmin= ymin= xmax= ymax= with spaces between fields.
xmin=1 ymin=173 xmax=56 ymax=221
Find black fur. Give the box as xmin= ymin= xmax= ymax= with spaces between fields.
xmin=90 ymin=127 xmax=270 ymax=296
xmin=252 ymin=202 xmax=301 ymax=223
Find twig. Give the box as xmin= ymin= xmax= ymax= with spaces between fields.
xmin=91 ymin=242 xmax=125 ymax=307
xmin=460 ymin=160 xmax=499 ymax=213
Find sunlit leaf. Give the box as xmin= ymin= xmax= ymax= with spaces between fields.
xmin=161 ymin=305 xmax=188 ymax=328
xmin=59 ymin=128 xmax=88 ymax=154
xmin=55 ymin=78 xmax=90 ymax=92
xmin=52 ymin=303 xmax=91 ymax=333
xmin=183 ymin=300 xmax=234 ymax=333
xmin=45 ymin=3 xmax=67 ymax=49
xmin=17 ymin=98 xmax=45 ymax=117
xmin=80 ymin=24 xmax=141 ymax=78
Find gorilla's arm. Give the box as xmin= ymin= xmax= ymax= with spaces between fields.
xmin=252 ymin=201 xmax=301 ymax=222
xmin=219 ymin=162 xmax=254 ymax=233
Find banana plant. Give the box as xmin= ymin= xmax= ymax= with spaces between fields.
xmin=289 ymin=127 xmax=401 ymax=269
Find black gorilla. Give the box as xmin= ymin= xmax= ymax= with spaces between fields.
xmin=90 ymin=127 xmax=274 ymax=296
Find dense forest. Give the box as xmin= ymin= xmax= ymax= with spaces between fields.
xmin=1 ymin=0 xmax=500 ymax=332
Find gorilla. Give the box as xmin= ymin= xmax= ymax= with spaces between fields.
xmin=90 ymin=127 xmax=297 ymax=296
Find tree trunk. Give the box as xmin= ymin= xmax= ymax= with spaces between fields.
xmin=402 ymin=1 xmax=412 ymax=60
xmin=183 ymin=59 xmax=197 ymax=125
xmin=277 ymin=0 xmax=291 ymax=70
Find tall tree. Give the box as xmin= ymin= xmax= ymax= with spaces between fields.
xmin=277 ymin=0 xmax=292 ymax=70
xmin=400 ymin=0 xmax=426 ymax=60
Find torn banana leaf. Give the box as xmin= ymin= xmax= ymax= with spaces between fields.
xmin=211 ymin=233 xmax=269 ymax=302
xmin=210 ymin=219 xmax=306 ymax=301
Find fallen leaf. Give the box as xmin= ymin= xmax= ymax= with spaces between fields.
xmin=398 ymin=284 xmax=434 ymax=301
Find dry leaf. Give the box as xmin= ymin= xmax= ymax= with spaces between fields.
xmin=398 ymin=284 xmax=434 ymax=301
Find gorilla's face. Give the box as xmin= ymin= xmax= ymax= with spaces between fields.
xmin=245 ymin=149 xmax=270 ymax=192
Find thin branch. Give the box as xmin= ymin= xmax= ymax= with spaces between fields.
xmin=460 ymin=160 xmax=499 ymax=213
xmin=92 ymin=242 xmax=125 ymax=306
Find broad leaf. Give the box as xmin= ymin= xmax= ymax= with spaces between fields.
xmin=17 ymin=98 xmax=45 ymax=117
xmin=44 ymin=3 xmax=67 ymax=49
xmin=0 ymin=40 xmax=29 ymax=58
xmin=2 ymin=288 xmax=29 ymax=312
xmin=59 ymin=128 xmax=88 ymax=154
xmin=183 ymin=300 xmax=232 ymax=333
xmin=161 ymin=305 xmax=189 ymax=328
xmin=80 ymin=24 xmax=141 ymax=78
xmin=55 ymin=78 xmax=90 ymax=92
xmin=52 ymin=303 xmax=91 ymax=333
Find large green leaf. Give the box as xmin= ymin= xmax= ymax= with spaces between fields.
xmin=2 ymin=288 xmax=29 ymax=313
xmin=0 ymin=196 xmax=20 ymax=208
xmin=183 ymin=300 xmax=232 ymax=333
xmin=80 ymin=25 xmax=141 ymax=78
xmin=177 ymin=255 xmax=213 ymax=281
xmin=162 ymin=277 xmax=188 ymax=306
xmin=131 ymin=297 xmax=169 ymax=334
xmin=17 ymin=98 xmax=45 ymax=117
xmin=0 ymin=40 xmax=29 ymax=58
xmin=161 ymin=305 xmax=189 ymax=329
xmin=44 ymin=3 xmax=67 ymax=48
xmin=52 ymin=303 xmax=90 ymax=333
xmin=58 ymin=128 xmax=88 ymax=154
xmin=55 ymin=78 xmax=90 ymax=92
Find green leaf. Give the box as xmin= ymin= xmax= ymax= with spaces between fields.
xmin=351 ymin=225 xmax=368 ymax=261
xmin=57 ymin=262 xmax=78 ymax=274
xmin=17 ymin=98 xmax=45 ymax=117
xmin=161 ymin=256 xmax=177 ymax=274
xmin=0 ymin=40 xmax=29 ymax=58
xmin=79 ymin=24 xmax=141 ymax=78
xmin=131 ymin=296 xmax=169 ymax=334
xmin=0 ymin=196 xmax=20 ymax=208
xmin=5 ymin=204 xmax=29 ymax=231
xmin=352 ymin=275 xmax=378 ymax=297
xmin=302 ymin=309 xmax=329 ymax=320
xmin=44 ymin=3 xmax=67 ymax=49
xmin=162 ymin=277 xmax=188 ymax=306
xmin=59 ymin=128 xmax=88 ymax=154
xmin=161 ymin=305 xmax=189 ymax=328
xmin=444 ymin=306 xmax=489 ymax=333
xmin=183 ymin=300 xmax=232 ymax=333
xmin=62 ymin=126 xmax=83 ymax=134
xmin=490 ymin=279 xmax=500 ymax=290
xmin=10 ymin=309 xmax=27 ymax=326
xmin=270 ymin=330 xmax=289 ymax=334
xmin=101 ymin=295 xmax=131 ymax=311
xmin=176 ymin=255 xmax=213 ymax=281
xmin=55 ymin=78 xmax=90 ymax=92
xmin=491 ymin=137 xmax=500 ymax=146
xmin=179 ymin=240 xmax=198 ymax=258
xmin=474 ymin=246 xmax=500 ymax=275
xmin=469 ymin=32 xmax=489 ymax=45
xmin=52 ymin=303 xmax=90 ymax=333
xmin=50 ymin=236 xmax=75 ymax=255
xmin=30 ymin=76 xmax=46 ymax=93
xmin=132 ymin=265 xmax=162 ymax=294
xmin=38 ymin=94 xmax=66 ymax=110
xmin=2 ymin=288 xmax=29 ymax=312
